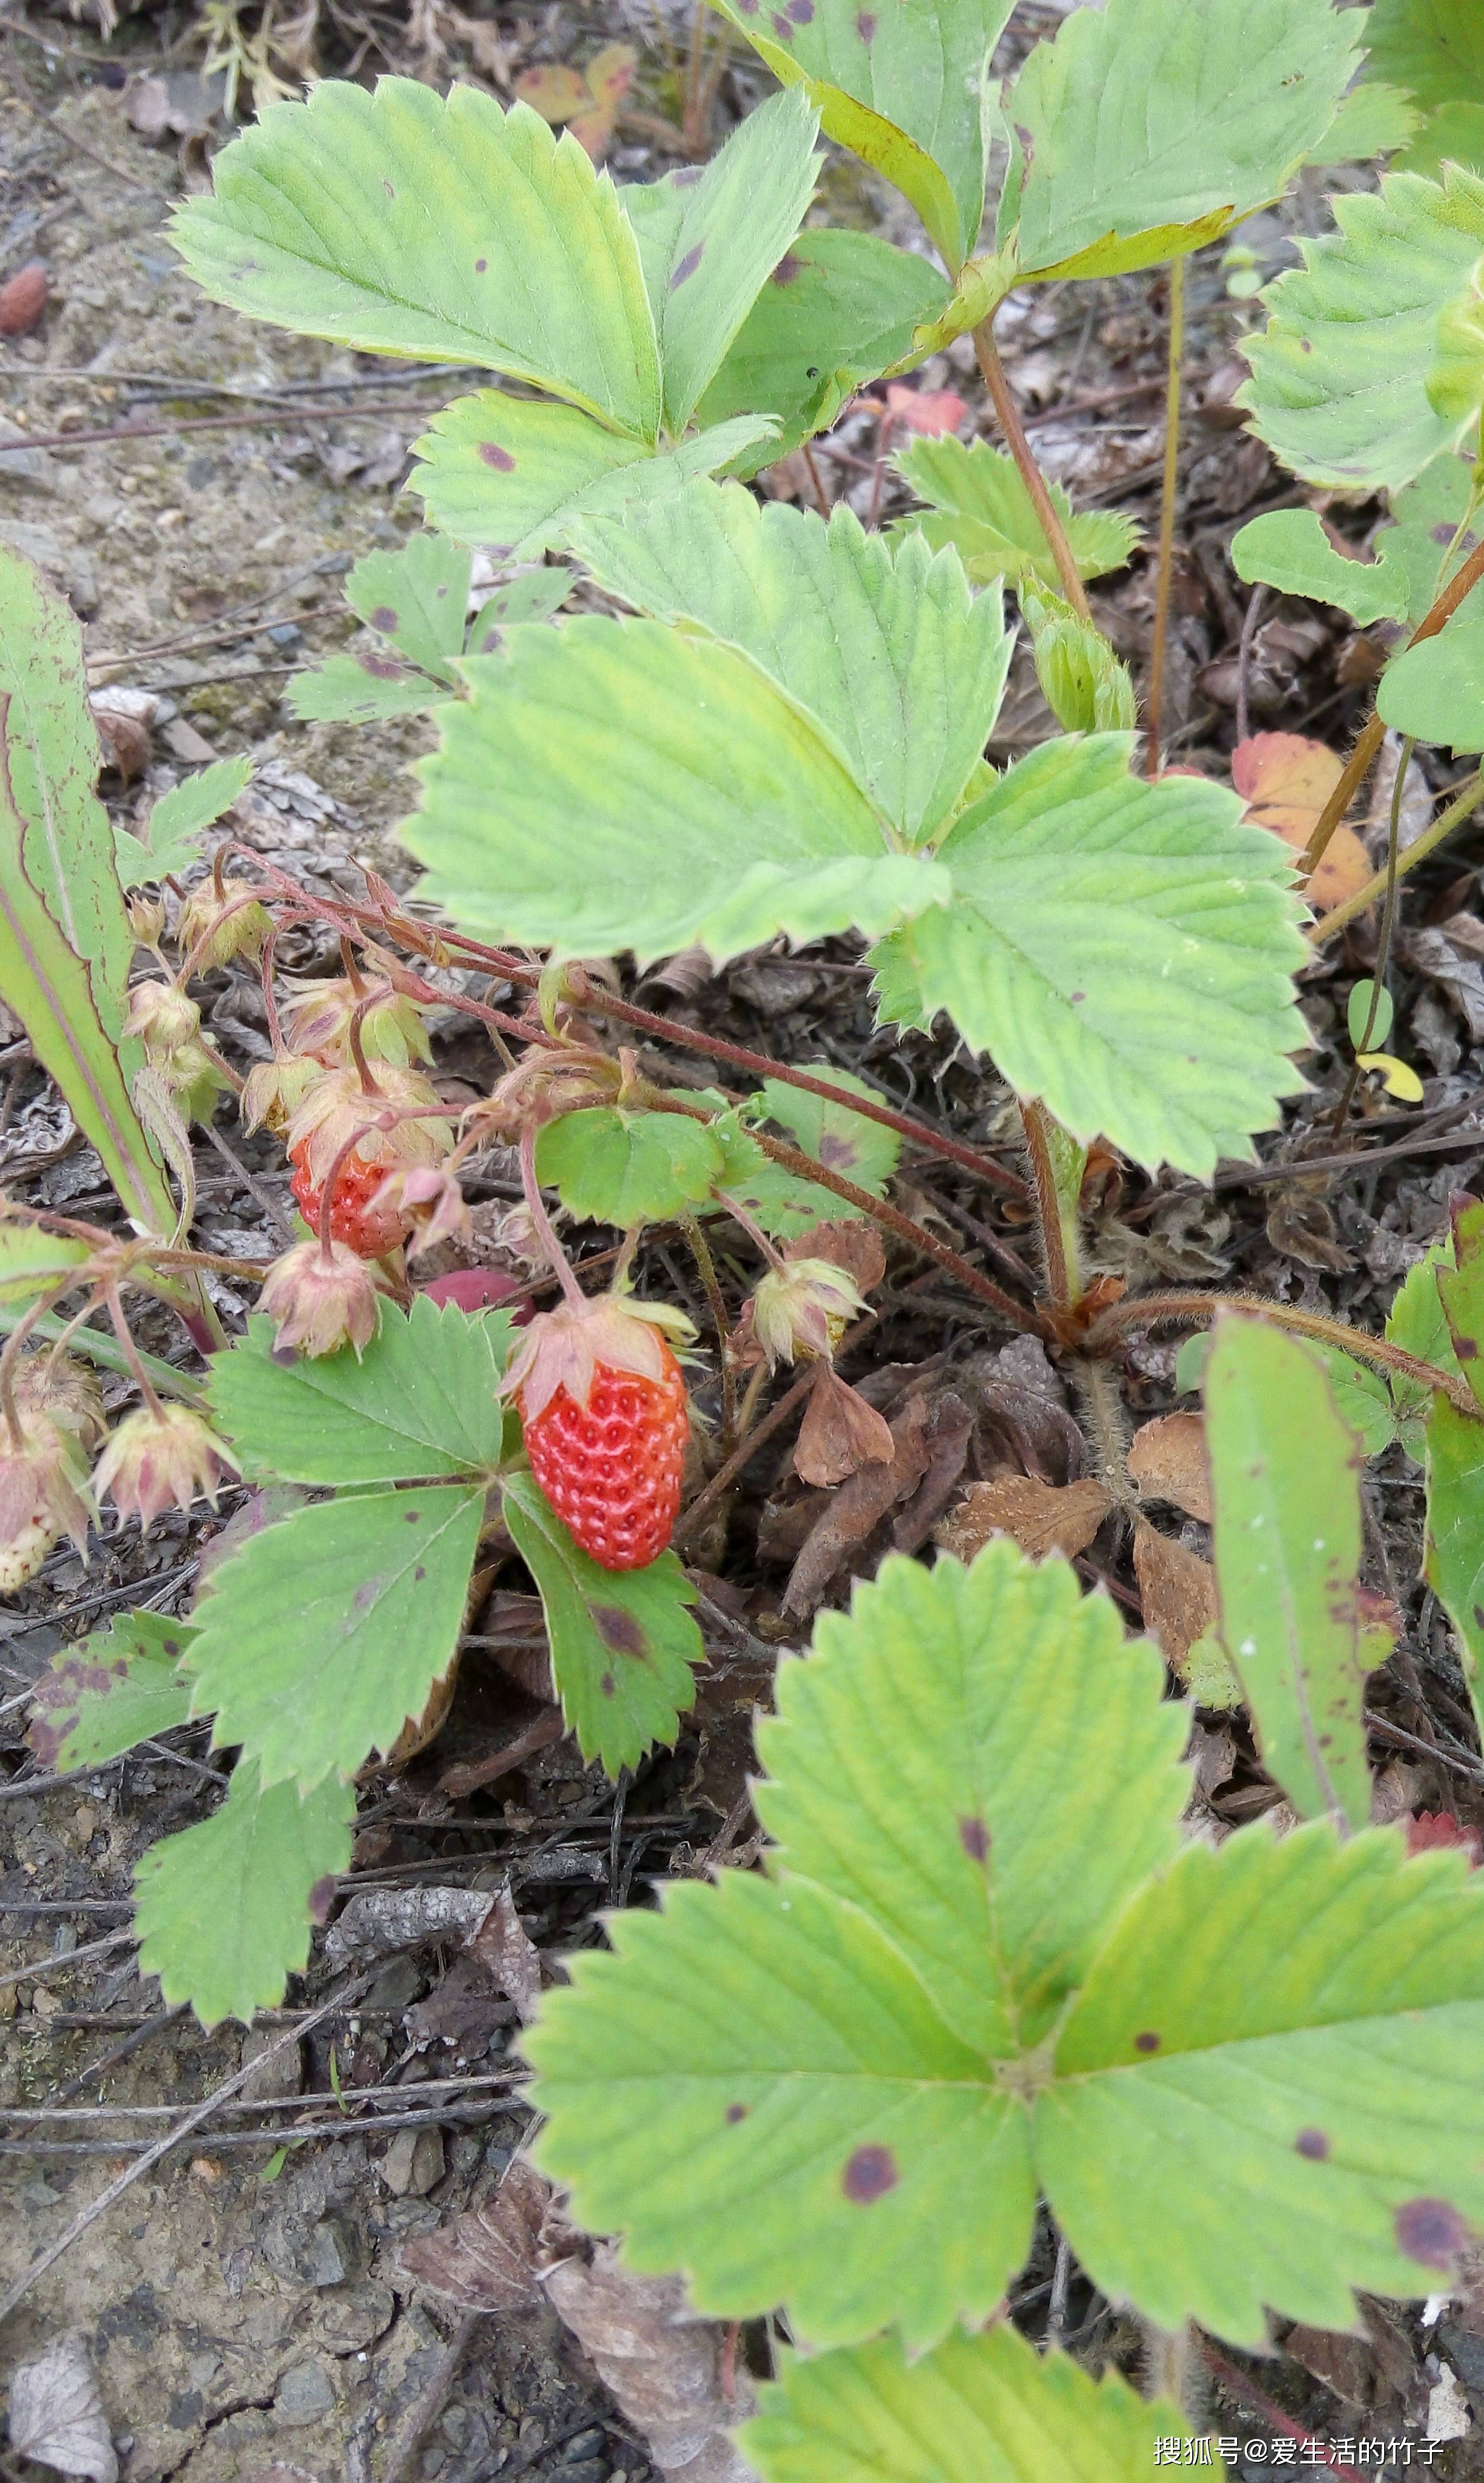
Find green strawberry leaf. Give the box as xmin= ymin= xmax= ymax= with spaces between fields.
xmin=1307 ymin=79 xmax=1422 ymax=166
xmin=209 ymin=1300 xmax=515 ymax=1485
xmin=1003 ymin=0 xmax=1358 ymax=280
xmin=1374 ymin=454 xmax=1484 ymax=631
xmin=411 ymin=395 xmax=773 ymax=558
xmin=115 ymin=754 xmax=252 ymax=889
xmin=1022 ymin=591 xmax=1137 ymax=735
xmin=871 ymin=735 xmax=1308 ymax=1178
xmin=0 ymin=546 xmax=179 ymax=1241
xmin=1400 ymin=100 xmax=1484 ymax=183
xmin=1204 ymin=1316 xmax=1373 ymax=1830
xmin=701 ymin=1113 xmax=879 ymax=1240
xmin=0 ymin=1222 xmax=91 ymax=1309
xmin=185 ymin=1485 xmax=484 ymax=1790
xmin=1239 ymin=165 xmax=1484 ymax=491
xmin=535 ymin=1105 xmax=726 ymax=1225
xmin=501 ymin=1467 xmax=702 ymax=1774
xmin=28 ymin=1612 xmax=196 ymax=1771
xmin=172 ymin=81 xmax=663 ymax=440
xmin=695 ymin=228 xmax=954 ymax=463
xmin=1230 ymin=509 xmax=1411 ymax=625
xmin=529 ymin=1538 xmax=1484 ymax=2350
xmin=893 ymin=437 xmax=1139 ymax=595
xmin=406 ymin=616 xmax=950 ymax=962
xmin=1389 ymin=1233 xmax=1463 ymax=1454
xmin=1378 ymin=605 xmax=1484 ymax=750
xmin=1318 ymin=1345 xmax=1401 ymax=1459
xmin=573 ymin=481 xmax=1011 ymax=848
xmin=743 ymin=2326 xmax=1187 ymax=2482
xmin=135 ymin=1760 xmax=354 ymax=2028
xmin=466 ymin=567 xmax=574 ymax=650
xmin=343 ymin=533 xmax=471 ymax=685
xmin=756 ymin=1064 xmax=900 ymax=1195
xmin=1437 ymin=1196 xmax=1484 ymax=1402
xmin=1425 ymin=1390 xmax=1484 ymax=1738
xmin=711 ymin=0 xmax=1014 ymax=271
xmin=285 ymin=649 xmax=450 ymax=726
xmin=622 ymin=88 xmax=820 ymax=433
xmin=1363 ymin=0 xmax=1484 ymax=176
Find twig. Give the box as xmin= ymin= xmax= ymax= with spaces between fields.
xmin=2 ymin=400 xmax=446 ymax=457
xmin=0 ymin=2099 xmax=511 ymax=2158
xmin=0 ymin=2069 xmax=522 ymax=2123
xmin=1307 ymin=767 xmax=1484 ymax=946
xmin=673 ymin=1360 xmax=835 ymax=1549
xmin=1236 ymin=583 xmax=1268 ymax=748
xmin=973 ymin=320 xmax=1091 ymax=619
xmin=0 ymin=1973 xmax=372 ymax=2327
xmin=0 ymin=1927 xmax=133 ymax=1995
xmin=1143 ymin=257 xmax=1185 ymax=778
xmin=1329 ymin=735 xmax=1410 ymax=1137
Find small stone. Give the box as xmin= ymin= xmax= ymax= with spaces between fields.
xmin=557 ymin=2460 xmax=607 ymax=2483
xmin=164 ymin=716 xmax=217 ymax=764
xmin=238 ymin=2026 xmax=304 ymax=2104
xmin=561 ymin=2433 xmax=607 ymax=2461
xmin=381 ymin=2125 xmax=445 ymax=2198
xmin=272 ymin=2359 xmax=337 ymax=2428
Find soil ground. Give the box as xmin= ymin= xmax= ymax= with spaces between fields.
xmin=5 ymin=5 xmax=1484 ymax=2478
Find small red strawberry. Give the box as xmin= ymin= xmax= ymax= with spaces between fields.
xmin=501 ymin=1293 xmax=693 ymax=1571
xmin=290 ymin=1142 xmax=409 ymax=1259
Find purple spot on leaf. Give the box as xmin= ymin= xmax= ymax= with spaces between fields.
xmin=594 ymin=1604 xmax=644 ymax=1657
xmin=670 ymin=243 xmax=705 ymax=290
xmin=600 ymin=1671 xmax=616 ymax=1697
xmin=358 ymin=652 xmax=405 ymax=681
xmin=1134 ymin=2031 xmax=1161 ymax=2054
xmin=817 ymin=1133 xmax=859 ymax=1169
xmin=1396 ymin=2198 xmax=1467 ymax=2268
xmin=958 ymin=1815 xmax=989 ymax=1863
xmin=842 ymin=2144 xmax=898 ymax=2203
xmin=383 ymin=178 xmax=395 ymax=198
xmin=726 ymin=2102 xmax=749 ymax=2124
xmin=479 ymin=441 xmax=517 ymax=473
xmin=475 ymin=257 xmax=488 ymax=273
xmin=370 ymin=605 xmax=399 ymax=632
xmin=671 ymin=164 xmax=705 ymax=186
xmin=308 ymin=1875 xmax=338 ymax=1925
xmin=855 ymin=8 xmax=876 ymax=33
xmin=1295 ymin=2129 xmax=1329 ymax=2160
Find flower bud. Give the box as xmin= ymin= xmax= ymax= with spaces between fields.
xmin=258 ymin=1237 xmax=388 ymax=1358
xmin=283 ymin=976 xmax=433 ymax=1070
xmin=477 ymin=1045 xmax=618 ymax=1141
xmin=123 ymin=979 xmax=200 ymax=1056
xmin=128 ymin=891 xmax=167 ymax=947
xmin=750 ymin=1258 xmax=872 ymax=1370
xmin=241 ymin=1053 xmax=324 ymax=1137
xmin=12 ymin=1350 xmax=105 ymax=1456
xmin=0 ymin=1362 xmax=100 ymax=1588
xmin=93 ymin=1403 xmax=239 ymax=1529
xmin=370 ymin=1163 xmax=471 ymax=1259
xmin=176 ymin=877 xmax=272 ymax=970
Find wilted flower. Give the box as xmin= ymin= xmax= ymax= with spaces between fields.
xmin=93 ymin=1403 xmax=239 ymax=1529
xmin=286 ymin=1063 xmax=451 ymax=1188
xmin=750 ymin=1257 xmax=872 ymax=1370
xmin=127 ymin=891 xmax=167 ymax=947
xmin=123 ymin=979 xmax=201 ymax=1057
xmin=283 ymin=976 xmax=433 ymax=1070
xmin=370 ymin=1163 xmax=471 ymax=1259
xmin=475 ymin=1045 xmax=618 ymax=1140
xmin=175 ymin=877 xmax=272 ymax=970
xmin=0 ymin=1408 xmax=95 ymax=1591
xmin=258 ymin=1237 xmax=388 ymax=1358
xmin=240 ymin=1052 xmax=324 ymax=1137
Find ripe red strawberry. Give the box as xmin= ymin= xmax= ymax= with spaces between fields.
xmin=290 ymin=1141 xmax=408 ymax=1260
xmin=502 ymin=1293 xmax=693 ymax=1571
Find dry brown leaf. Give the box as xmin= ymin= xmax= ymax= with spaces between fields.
xmin=783 ymin=1393 xmax=933 ymax=1615
xmin=892 ymin=1387 xmax=974 ymax=1554
xmin=469 ymin=1881 xmax=542 ymax=2021
xmin=1232 ymin=730 xmax=1373 ymax=915
xmin=783 ymin=1217 xmax=887 ymax=1293
xmin=397 ymin=2156 xmax=548 ymax=2312
xmin=937 ymin=1473 xmax=1111 ymax=1565
xmin=323 ymin=1884 xmax=489 ymax=1967
xmin=1132 ymin=1519 xmax=1216 ymax=1665
xmin=1127 ymin=1411 xmax=1212 ymax=1522
xmin=794 ymin=1367 xmax=895 ymax=1487
xmin=7 ymin=2333 xmax=117 ymax=2483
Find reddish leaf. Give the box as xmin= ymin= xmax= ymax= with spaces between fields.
xmin=1407 ymin=1812 xmax=1483 ymax=1867
xmin=1232 ymin=731 xmax=1372 ymax=916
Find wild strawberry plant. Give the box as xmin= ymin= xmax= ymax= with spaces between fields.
xmin=6 ymin=0 xmax=1484 ymax=2462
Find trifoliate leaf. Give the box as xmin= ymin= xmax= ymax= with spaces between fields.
xmin=210 ymin=1301 xmax=514 ymax=1485
xmin=1307 ymin=79 xmax=1422 ymax=166
xmin=1231 ymin=509 xmax=1411 ymax=625
xmin=1239 ymin=165 xmax=1484 ymax=490
xmin=572 ymin=482 xmax=1010 ymax=846
xmin=871 ymin=735 xmax=1309 ymax=1178
xmin=1425 ymin=1391 xmax=1484 ymax=1735
xmin=406 ymin=616 xmax=950 ymax=962
xmin=1374 ymin=453 xmax=1483 ymax=630
xmin=535 ymin=1105 xmax=726 ymax=1225
xmin=466 ymin=567 xmax=573 ymax=650
xmin=285 ymin=650 xmax=450 ymax=725
xmin=529 ymin=1537 xmax=1484 ymax=2350
xmin=135 ymin=1760 xmax=353 ymax=2027
xmin=501 ymin=1467 xmax=702 ymax=1774
xmin=411 ymin=395 xmax=774 ymax=558
xmin=186 ymin=1485 xmax=484 ymax=1790
xmin=1363 ymin=0 xmax=1484 ymax=176
xmin=528 ymin=1542 xmax=1185 ymax=2347
xmin=621 ymin=88 xmax=820 ymax=432
xmin=757 ymin=1064 xmax=899 ymax=1196
xmin=695 ymin=228 xmax=954 ymax=462
xmin=1319 ymin=1345 xmax=1401 ymax=1458
xmin=1022 ymin=589 xmax=1137 ymax=733
xmin=1003 ymin=0 xmax=1358 ymax=280
xmin=1038 ymin=1818 xmax=1484 ymax=2340
xmin=115 ymin=754 xmax=252 ymax=889
xmin=1378 ymin=605 xmax=1484 ymax=750
xmin=28 ymin=1612 xmax=196 ymax=1771
xmin=172 ymin=81 xmax=663 ymax=439
xmin=743 ymin=2327 xmax=1186 ymax=2483
xmin=893 ymin=437 xmax=1140 ymax=593
xmin=343 ymin=534 xmax=471 ymax=684
xmin=1203 ymin=1317 xmax=1373 ymax=1830
xmin=710 ymin=0 xmax=1014 ymax=271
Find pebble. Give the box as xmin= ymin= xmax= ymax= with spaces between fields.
xmin=380 ymin=2125 xmax=445 ymax=2198
xmin=272 ymin=2359 xmax=337 ymax=2428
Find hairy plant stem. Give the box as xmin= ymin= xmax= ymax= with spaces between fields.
xmin=517 ymin=1124 xmax=586 ymax=1313
xmin=973 ymin=319 xmax=1092 ymax=620
xmin=103 ymin=1285 xmax=165 ymax=1421
xmin=642 ymin=1083 xmax=1048 ymax=1336
xmin=1081 ymin=1286 xmax=1479 ymax=1416
xmin=1143 ymin=256 xmax=1185 ymax=779
xmin=1019 ymin=1098 xmax=1077 ymax=1313
xmin=1307 ymin=767 xmax=1484 ymax=947
xmin=1298 ymin=533 xmax=1484 ymax=885
xmin=713 ymin=1190 xmax=788 ymax=1273
xmin=1329 ymin=735 xmax=1410 ymax=1137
